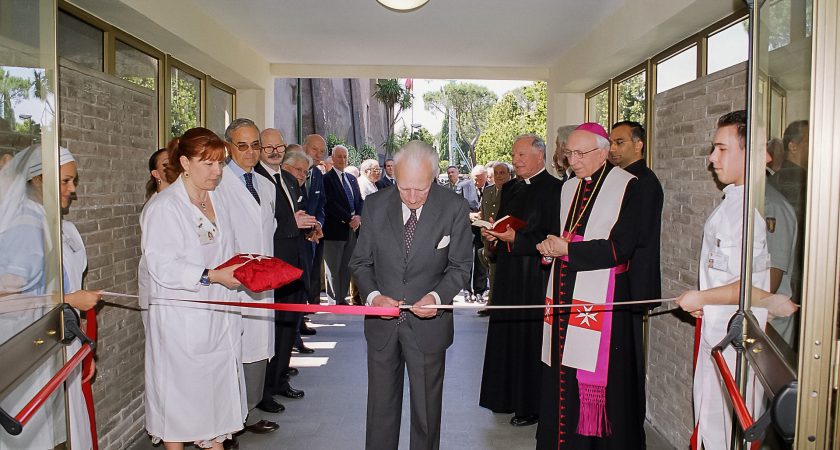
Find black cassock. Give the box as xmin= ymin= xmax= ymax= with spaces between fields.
xmin=479 ymin=169 xmax=564 ymax=417
xmin=536 ymin=163 xmax=647 ymax=450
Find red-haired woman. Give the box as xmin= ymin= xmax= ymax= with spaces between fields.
xmin=140 ymin=127 xmax=246 ymax=450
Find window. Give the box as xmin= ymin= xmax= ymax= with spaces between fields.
xmin=617 ymin=71 xmax=646 ymax=124
xmin=170 ymin=65 xmax=201 ymax=138
xmin=656 ymin=46 xmax=697 ymax=93
xmin=207 ymin=83 xmax=234 ymax=139
xmin=57 ymin=10 xmax=103 ymax=71
xmin=707 ymin=19 xmax=749 ymax=74
xmin=587 ymin=89 xmax=609 ymax=131
xmin=115 ymin=40 xmax=158 ymax=91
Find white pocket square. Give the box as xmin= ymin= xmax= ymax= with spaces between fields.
xmin=436 ymin=235 xmax=450 ymax=249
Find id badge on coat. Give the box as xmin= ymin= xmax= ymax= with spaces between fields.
xmin=708 ymin=248 xmax=729 ymax=271
xmin=196 ymin=216 xmax=217 ymax=245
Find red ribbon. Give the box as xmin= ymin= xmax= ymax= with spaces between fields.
xmin=82 ymin=310 xmax=98 ymax=450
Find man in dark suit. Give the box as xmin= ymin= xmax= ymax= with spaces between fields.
xmin=254 ymin=127 xmax=319 ymax=407
xmin=608 ymin=120 xmax=664 ymax=435
xmin=350 ymin=141 xmax=472 ymax=450
xmin=375 ymin=158 xmax=395 ymax=189
xmin=322 ymin=144 xmax=363 ymax=305
xmin=302 ymin=134 xmax=328 ymax=306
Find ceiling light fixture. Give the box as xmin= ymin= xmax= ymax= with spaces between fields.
xmin=376 ymin=0 xmax=429 ymax=12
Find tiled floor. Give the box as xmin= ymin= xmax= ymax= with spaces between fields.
xmin=131 ymin=295 xmax=674 ymax=449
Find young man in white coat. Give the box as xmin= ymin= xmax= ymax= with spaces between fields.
xmin=219 ymin=119 xmax=280 ymax=443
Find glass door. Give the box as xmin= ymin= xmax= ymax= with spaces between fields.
xmin=0 ymin=0 xmax=69 ymax=447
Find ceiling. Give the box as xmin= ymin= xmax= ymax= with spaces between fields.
xmin=199 ymin=0 xmax=625 ymax=68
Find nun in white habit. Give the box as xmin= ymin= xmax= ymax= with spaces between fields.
xmin=140 ymin=128 xmax=247 ymax=450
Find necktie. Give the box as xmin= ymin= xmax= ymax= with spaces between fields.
xmin=398 ymin=208 xmax=419 ymax=325
xmin=244 ymin=172 xmax=260 ymax=204
xmin=305 ymin=167 xmax=312 ymax=193
xmin=477 ymin=185 xmax=483 ymax=202
xmin=341 ymin=172 xmax=355 ymax=213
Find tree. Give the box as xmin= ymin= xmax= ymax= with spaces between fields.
xmin=616 ymin=73 xmax=645 ymax=124
xmin=474 ymin=81 xmax=547 ymax=165
xmin=424 ymin=82 xmax=497 ymax=168
xmin=170 ymin=75 xmax=199 ymax=138
xmin=373 ymin=79 xmax=412 ymax=157
xmin=436 ymin=114 xmax=472 ymax=171
xmin=0 ymin=69 xmax=32 ymax=130
xmin=394 ymin=124 xmax=435 ymax=150
xmin=474 ymin=92 xmax=524 ymax=164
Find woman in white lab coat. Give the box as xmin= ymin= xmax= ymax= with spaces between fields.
xmin=138 ymin=144 xmax=172 ymax=330
xmin=140 ymin=127 xmax=246 ymax=450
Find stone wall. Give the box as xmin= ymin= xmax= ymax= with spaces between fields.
xmin=646 ymin=62 xmax=747 ymax=447
xmin=274 ymin=78 xmax=389 ymax=155
xmin=59 ymin=60 xmax=154 ymax=450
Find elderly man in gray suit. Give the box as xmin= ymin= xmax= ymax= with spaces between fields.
xmin=350 ymin=141 xmax=472 ymax=450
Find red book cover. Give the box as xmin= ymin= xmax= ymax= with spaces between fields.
xmin=472 ymin=215 xmax=527 ymax=233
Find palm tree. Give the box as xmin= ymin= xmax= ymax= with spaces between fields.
xmin=0 ymin=69 xmax=32 ymax=130
xmin=373 ymin=79 xmax=412 ymax=157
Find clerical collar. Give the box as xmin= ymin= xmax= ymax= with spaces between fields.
xmin=581 ymin=163 xmax=607 ymax=182
xmin=523 ymin=168 xmax=546 ymax=184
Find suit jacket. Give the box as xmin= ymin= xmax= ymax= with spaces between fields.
xmin=479 ymin=183 xmax=504 ymax=248
xmin=457 ymin=179 xmax=481 ymax=211
xmin=254 ymin=163 xmax=303 ymax=265
xmin=349 ymin=184 xmax=472 ymax=354
xmin=375 ymin=175 xmax=395 ymax=189
xmin=305 ymin=166 xmax=326 ymax=227
xmin=323 ymin=168 xmax=364 ymax=241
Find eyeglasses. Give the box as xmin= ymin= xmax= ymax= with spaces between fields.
xmin=261 ymin=144 xmax=287 ymax=154
xmin=367 ymin=168 xmax=382 ymax=173
xmin=235 ymin=142 xmax=262 ymax=152
xmin=562 ymin=147 xmax=600 ymax=159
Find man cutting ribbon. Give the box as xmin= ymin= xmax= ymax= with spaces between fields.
xmin=535 ymin=123 xmax=648 ymax=449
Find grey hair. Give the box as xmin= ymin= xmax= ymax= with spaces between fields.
xmin=555 ymin=125 xmax=578 ymax=145
xmin=594 ymin=134 xmax=611 ymax=150
xmin=495 ymin=162 xmax=512 ymax=174
xmin=224 ymin=118 xmax=259 ymax=142
xmin=332 ymin=144 xmax=349 ymax=155
xmin=394 ymin=140 xmax=440 ymax=177
xmin=360 ymin=158 xmax=379 ymax=173
xmin=282 ymin=150 xmax=312 ymax=168
xmin=515 ymin=134 xmax=547 ymax=156
xmin=470 ymin=164 xmax=486 ymax=176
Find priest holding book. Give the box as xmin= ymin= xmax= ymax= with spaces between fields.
xmin=479 ymin=134 xmax=564 ymax=427
xmin=535 ymin=123 xmax=647 ymax=449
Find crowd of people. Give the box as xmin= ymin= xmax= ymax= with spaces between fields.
xmin=0 ymin=106 xmax=806 ymax=450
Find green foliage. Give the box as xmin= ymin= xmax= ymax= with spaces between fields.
xmin=424 ymin=82 xmax=497 ymax=167
xmin=436 ymin=114 xmax=471 ymax=169
xmin=474 ymin=81 xmax=547 ymax=165
xmin=475 ymin=93 xmax=524 ymax=164
xmin=617 ymin=73 xmax=645 ymax=124
xmin=0 ymin=68 xmax=32 ymax=130
xmin=326 ymin=133 xmax=377 ymax=167
xmin=121 ymin=75 xmax=156 ymax=91
xmin=170 ymin=75 xmax=199 ymax=138
xmin=373 ymin=79 xmax=412 ymax=157
xmin=394 ymin=124 xmax=435 ymax=151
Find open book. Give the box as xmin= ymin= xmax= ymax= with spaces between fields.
xmin=471 ymin=215 xmax=527 ymax=233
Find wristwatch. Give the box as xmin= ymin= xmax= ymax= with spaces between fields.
xmin=200 ymin=269 xmax=211 ymax=286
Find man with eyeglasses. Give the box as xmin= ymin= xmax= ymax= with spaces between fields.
xmin=479 ymin=134 xmax=563 ymax=429
xmin=252 ymin=126 xmax=318 ymax=414
xmin=217 ymin=118 xmax=281 ymax=448
xmin=534 ymin=122 xmax=649 ymax=449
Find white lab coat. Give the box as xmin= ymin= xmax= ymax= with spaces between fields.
xmin=215 ymin=165 xmax=276 ymax=363
xmin=61 ymin=220 xmax=93 ymax=450
xmin=140 ymin=177 xmax=246 ymax=444
xmin=138 ymin=192 xmax=163 ymax=331
xmin=695 ymin=184 xmax=770 ymax=450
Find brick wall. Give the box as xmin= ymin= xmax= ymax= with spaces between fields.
xmin=59 ymin=60 xmax=154 ymax=450
xmin=646 ymin=62 xmax=747 ymax=447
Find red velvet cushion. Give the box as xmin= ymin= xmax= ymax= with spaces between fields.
xmin=215 ymin=254 xmax=303 ymax=292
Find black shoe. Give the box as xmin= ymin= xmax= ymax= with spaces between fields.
xmin=510 ymin=415 xmax=539 ymax=427
xmin=256 ymin=398 xmax=285 ymax=413
xmin=223 ymin=436 xmax=239 ymax=450
xmin=277 ymin=386 xmax=305 ymax=399
xmin=299 ymin=325 xmax=317 ymax=335
xmin=283 ymin=367 xmax=300 ymax=377
xmin=293 ymin=344 xmax=315 ymax=354
xmin=244 ymin=419 xmax=279 ymax=434
xmin=303 ymin=316 xmax=311 ymax=322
